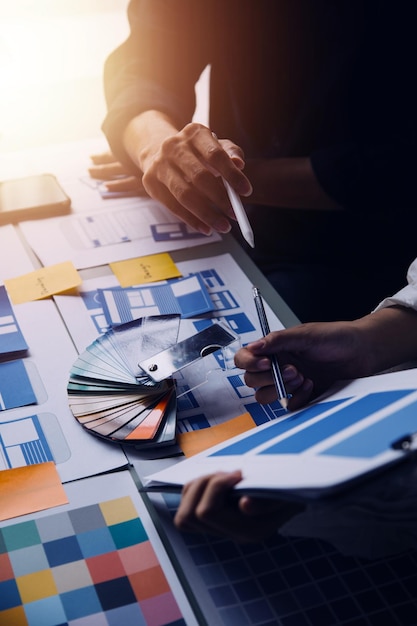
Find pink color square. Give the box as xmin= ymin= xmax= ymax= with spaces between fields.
xmin=86 ymin=551 xmax=125 ymax=584
xmin=118 ymin=542 xmax=159 ymax=575
xmin=140 ymin=591 xmax=183 ymax=626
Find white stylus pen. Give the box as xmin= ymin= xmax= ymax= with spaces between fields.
xmin=222 ymin=177 xmax=255 ymax=248
xmin=212 ymin=131 xmax=255 ymax=248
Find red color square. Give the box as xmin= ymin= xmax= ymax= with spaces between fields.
xmin=0 ymin=553 xmax=14 ymax=582
xmin=86 ymin=551 xmax=125 ymax=584
xmin=130 ymin=565 xmax=170 ymax=601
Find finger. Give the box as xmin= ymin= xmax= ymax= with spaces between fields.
xmin=234 ymin=346 xmax=272 ymax=372
xmin=88 ymin=163 xmax=127 ymax=180
xmin=105 ymin=176 xmax=147 ymax=193
xmin=218 ymin=139 xmax=246 ymax=170
xmin=199 ymin=132 xmax=252 ymax=196
xmin=175 ymin=472 xmax=242 ymax=534
xmin=144 ymin=168 xmax=232 ymax=235
xmin=90 ymin=151 xmax=116 ymax=165
xmin=287 ymin=378 xmax=314 ymax=410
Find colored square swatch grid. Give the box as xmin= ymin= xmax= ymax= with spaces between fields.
xmin=0 ymin=496 xmax=186 ymax=626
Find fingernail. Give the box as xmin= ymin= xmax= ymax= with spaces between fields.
xmin=214 ymin=219 xmax=232 ymax=234
xmin=239 ymin=181 xmax=253 ymax=196
xmin=247 ymin=340 xmax=266 ymax=351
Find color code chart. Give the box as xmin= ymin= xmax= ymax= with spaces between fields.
xmin=0 ymin=474 xmax=193 ymax=626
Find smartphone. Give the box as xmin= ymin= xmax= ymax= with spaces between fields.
xmin=0 ymin=174 xmax=71 ymax=225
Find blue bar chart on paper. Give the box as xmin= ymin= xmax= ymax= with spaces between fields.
xmin=145 ymin=371 xmax=417 ymax=497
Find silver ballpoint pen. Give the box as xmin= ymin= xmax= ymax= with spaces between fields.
xmin=252 ymin=286 xmax=290 ymax=411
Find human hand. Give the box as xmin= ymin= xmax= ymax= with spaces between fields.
xmin=234 ymin=320 xmax=375 ymax=410
xmin=174 ymin=471 xmax=303 ymax=543
xmin=138 ymin=122 xmax=253 ymax=235
xmin=88 ymin=151 xmax=147 ymax=194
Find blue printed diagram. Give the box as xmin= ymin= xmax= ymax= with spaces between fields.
xmin=0 ymin=286 xmax=28 ymax=357
xmin=0 ymin=361 xmax=36 ymax=411
xmin=146 ymin=386 xmax=417 ymax=497
xmin=210 ymin=390 xmax=416 ymax=459
xmin=0 ymin=415 xmax=54 ymax=469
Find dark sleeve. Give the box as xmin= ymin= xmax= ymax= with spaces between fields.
xmin=311 ymin=3 xmax=417 ymax=212
xmin=102 ymin=0 xmax=210 ymax=173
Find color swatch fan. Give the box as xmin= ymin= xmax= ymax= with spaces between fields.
xmin=67 ymin=315 xmax=181 ymax=448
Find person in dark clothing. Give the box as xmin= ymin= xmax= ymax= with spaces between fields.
xmin=102 ymin=1 xmax=417 ymax=322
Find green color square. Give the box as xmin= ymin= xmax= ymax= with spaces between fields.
xmin=109 ymin=519 xmax=147 ymax=550
xmin=0 ymin=530 xmax=7 ymax=554
xmin=2 ymin=521 xmax=41 ymax=552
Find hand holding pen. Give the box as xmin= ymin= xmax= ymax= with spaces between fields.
xmin=252 ymin=287 xmax=290 ymax=411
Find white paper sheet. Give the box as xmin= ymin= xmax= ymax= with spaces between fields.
xmin=144 ymin=368 xmax=417 ymax=498
xmin=0 ymin=298 xmax=127 ymax=482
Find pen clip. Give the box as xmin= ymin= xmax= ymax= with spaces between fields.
xmin=391 ymin=431 xmax=417 ymax=451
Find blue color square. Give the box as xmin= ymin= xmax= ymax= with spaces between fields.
xmin=269 ymin=590 xmax=299 ymax=616
xmin=189 ymin=545 xmax=217 ymax=565
xmin=106 ymin=602 xmax=146 ymax=626
xmin=2 ymin=520 xmax=41 ymax=551
xmin=109 ymin=518 xmax=147 ymax=550
xmin=234 ymin=580 xmax=263 ymax=602
xmin=69 ymin=504 xmax=106 ymax=534
xmin=61 ymin=586 xmax=101 ymax=620
xmin=24 ymin=595 xmax=66 ymax=626
xmin=209 ymin=584 xmax=238 ymax=607
xmin=243 ymin=599 xmax=274 ymax=622
xmin=0 ymin=578 xmax=21 ymax=610
xmin=44 ymin=536 xmax=83 ymax=567
xmin=9 ymin=544 xmax=49 ymax=577
xmin=211 ymin=541 xmax=240 ymax=561
xmin=305 ymin=605 xmax=337 ymax=626
xmin=219 ymin=605 xmax=250 ymax=626
xmin=77 ymin=527 xmax=115 ymax=558
xmin=199 ymin=564 xmax=227 ymax=585
xmin=221 ymin=560 xmax=251 ymax=582
xmin=37 ymin=512 xmax=73 ymax=543
xmin=95 ymin=577 xmax=136 ymax=611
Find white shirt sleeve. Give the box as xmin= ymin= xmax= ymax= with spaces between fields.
xmin=374 ymin=257 xmax=417 ymax=313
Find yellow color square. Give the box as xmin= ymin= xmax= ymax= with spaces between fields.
xmin=0 ymin=606 xmax=28 ymax=626
xmin=100 ymin=496 xmax=137 ymax=526
xmin=17 ymin=569 xmax=57 ymax=604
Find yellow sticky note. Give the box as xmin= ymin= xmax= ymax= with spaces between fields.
xmin=0 ymin=462 xmax=68 ymax=521
xmin=4 ymin=261 xmax=82 ymax=305
xmin=177 ymin=413 xmax=256 ymax=457
xmin=110 ymin=253 xmax=182 ymax=287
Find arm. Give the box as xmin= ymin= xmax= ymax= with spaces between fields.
xmin=244 ymin=157 xmax=341 ymax=210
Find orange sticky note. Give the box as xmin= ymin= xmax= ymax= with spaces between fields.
xmin=177 ymin=413 xmax=256 ymax=457
xmin=0 ymin=462 xmax=68 ymax=521
xmin=4 ymin=261 xmax=82 ymax=305
xmin=110 ymin=253 xmax=181 ymax=287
